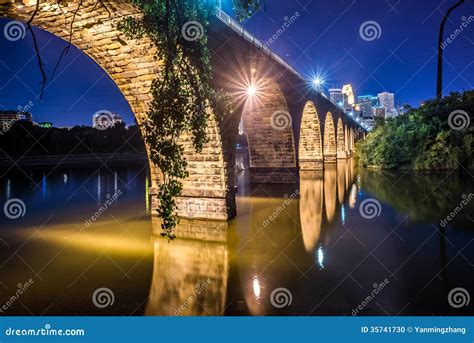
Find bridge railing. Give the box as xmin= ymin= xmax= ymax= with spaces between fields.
xmin=214 ymin=8 xmax=304 ymax=80
xmin=213 ymin=8 xmax=365 ymax=130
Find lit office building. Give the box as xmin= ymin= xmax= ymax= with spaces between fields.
xmin=378 ymin=92 xmax=398 ymax=118
xmin=0 ymin=111 xmax=32 ymax=130
xmin=357 ymin=95 xmax=378 ymax=118
xmin=372 ymin=106 xmax=386 ymax=119
xmin=329 ymin=88 xmax=344 ymax=107
xmin=342 ymin=84 xmax=355 ymax=110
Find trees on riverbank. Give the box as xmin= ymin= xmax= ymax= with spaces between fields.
xmin=356 ymin=90 xmax=473 ymax=170
xmin=0 ymin=122 xmax=145 ymax=157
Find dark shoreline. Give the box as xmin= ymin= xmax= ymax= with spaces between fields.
xmin=0 ymin=153 xmax=148 ymax=168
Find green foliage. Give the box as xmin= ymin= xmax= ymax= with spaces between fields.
xmin=357 ymin=91 xmax=474 ymax=171
xmin=118 ymin=0 xmax=256 ymax=239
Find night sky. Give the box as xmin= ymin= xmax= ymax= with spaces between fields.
xmin=0 ymin=0 xmax=473 ymax=127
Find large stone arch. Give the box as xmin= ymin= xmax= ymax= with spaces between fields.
xmin=336 ymin=117 xmax=346 ymax=160
xmin=323 ymin=112 xmax=337 ymax=164
xmin=240 ymin=77 xmax=296 ymax=184
xmin=298 ymin=101 xmax=323 ymax=171
xmin=0 ymin=0 xmax=232 ymax=221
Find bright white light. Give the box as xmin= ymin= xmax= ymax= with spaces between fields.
xmin=317 ymin=245 xmax=325 ymax=269
xmin=312 ymin=77 xmax=324 ymax=88
xmin=247 ymin=85 xmax=257 ymax=96
xmin=252 ymin=276 xmax=261 ymax=298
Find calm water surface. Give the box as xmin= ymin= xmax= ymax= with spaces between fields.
xmin=0 ymin=161 xmax=472 ymax=316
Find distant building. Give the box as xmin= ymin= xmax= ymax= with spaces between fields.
xmin=92 ymin=111 xmax=123 ymax=129
xmin=342 ymin=84 xmax=355 ymax=110
xmin=357 ymin=95 xmax=378 ymax=118
xmin=378 ymin=92 xmax=398 ymax=118
xmin=39 ymin=122 xmax=53 ymax=128
xmin=329 ymin=88 xmax=344 ymax=107
xmin=372 ymin=106 xmax=386 ymax=119
xmin=0 ymin=110 xmax=32 ymax=131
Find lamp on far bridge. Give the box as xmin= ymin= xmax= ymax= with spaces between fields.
xmin=311 ymin=75 xmax=325 ymax=92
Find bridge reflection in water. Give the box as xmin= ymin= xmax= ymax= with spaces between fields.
xmin=145 ymin=160 xmax=357 ymax=316
xmin=146 ymin=218 xmax=229 ymax=316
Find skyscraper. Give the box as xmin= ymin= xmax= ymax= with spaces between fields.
xmin=372 ymin=106 xmax=386 ymax=119
xmin=357 ymin=95 xmax=378 ymax=118
xmin=342 ymin=84 xmax=355 ymax=110
xmin=378 ymin=92 xmax=397 ymax=118
xmin=329 ymin=88 xmax=344 ymax=106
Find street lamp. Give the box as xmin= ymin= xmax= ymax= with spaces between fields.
xmin=247 ymin=85 xmax=257 ymax=97
xmin=312 ymin=77 xmax=324 ymax=89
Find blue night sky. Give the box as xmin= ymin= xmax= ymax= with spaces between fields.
xmin=0 ymin=0 xmax=473 ymax=127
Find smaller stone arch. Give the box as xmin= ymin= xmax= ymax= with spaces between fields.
xmin=336 ymin=118 xmax=346 ymax=160
xmin=323 ymin=112 xmax=337 ymax=164
xmin=299 ymin=101 xmax=323 ymax=171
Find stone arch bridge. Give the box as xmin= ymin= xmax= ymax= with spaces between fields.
xmin=0 ymin=0 xmax=366 ymax=221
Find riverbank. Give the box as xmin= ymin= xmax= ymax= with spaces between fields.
xmin=356 ymin=91 xmax=473 ymax=171
xmin=0 ymin=153 xmax=148 ymax=168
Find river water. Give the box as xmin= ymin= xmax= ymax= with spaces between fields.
xmin=0 ymin=161 xmax=472 ymax=316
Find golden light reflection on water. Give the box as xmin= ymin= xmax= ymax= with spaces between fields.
xmin=299 ymin=172 xmax=323 ymax=252
xmin=20 ymin=219 xmax=153 ymax=257
xmin=324 ymin=166 xmax=337 ymax=223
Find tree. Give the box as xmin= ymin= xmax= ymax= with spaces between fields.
xmin=436 ymin=0 xmax=465 ymax=98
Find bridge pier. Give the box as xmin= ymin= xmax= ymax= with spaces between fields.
xmin=337 ymin=151 xmax=349 ymax=160
xmin=249 ymin=167 xmax=298 ymax=184
xmin=324 ymin=155 xmax=338 ymax=164
xmin=299 ymin=159 xmax=324 ymax=171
